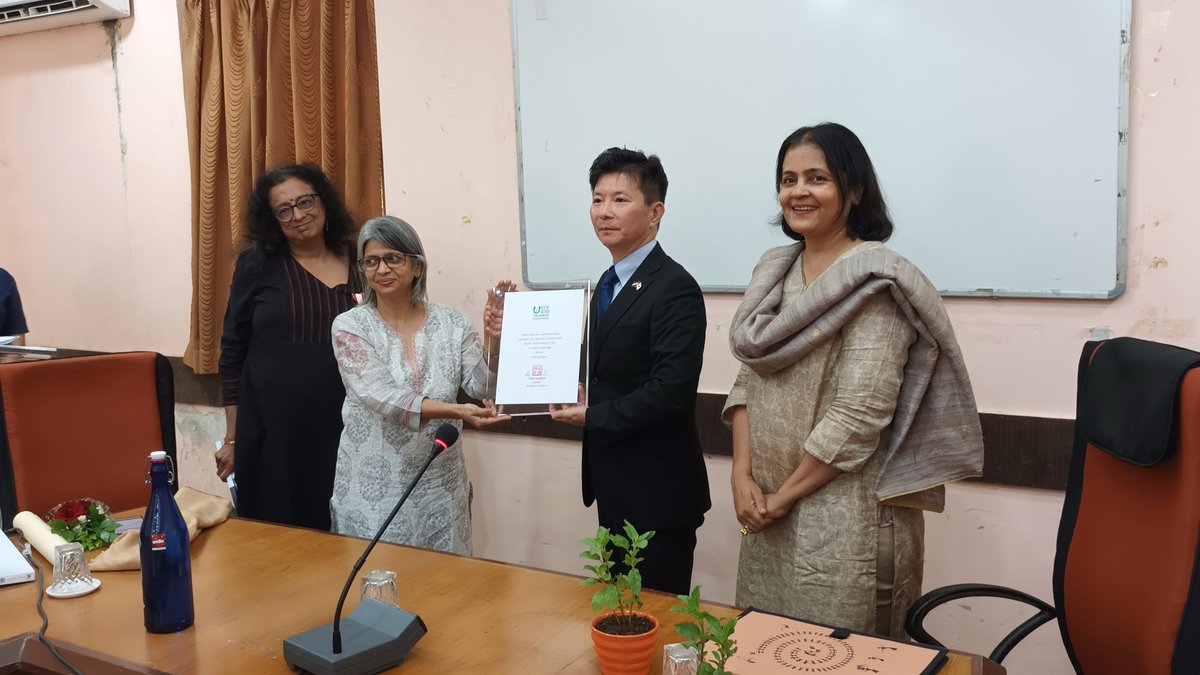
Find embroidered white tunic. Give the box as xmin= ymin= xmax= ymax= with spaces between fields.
xmin=330 ymin=303 xmax=493 ymax=554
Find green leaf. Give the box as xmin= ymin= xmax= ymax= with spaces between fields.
xmin=609 ymin=533 xmax=629 ymax=550
xmin=626 ymin=569 xmax=642 ymax=597
xmin=674 ymin=621 xmax=704 ymax=642
xmin=595 ymin=585 xmax=619 ymax=613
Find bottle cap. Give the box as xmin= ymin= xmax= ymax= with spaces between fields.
xmin=149 ymin=450 xmax=167 ymax=461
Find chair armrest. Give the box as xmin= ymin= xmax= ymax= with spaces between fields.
xmin=905 ymin=583 xmax=1056 ymax=664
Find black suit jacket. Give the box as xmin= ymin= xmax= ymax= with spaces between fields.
xmin=583 ymin=243 xmax=711 ymax=529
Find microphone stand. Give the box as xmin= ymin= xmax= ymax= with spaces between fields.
xmin=284 ymin=426 xmax=456 ymax=675
xmin=331 ymin=442 xmax=442 ymax=653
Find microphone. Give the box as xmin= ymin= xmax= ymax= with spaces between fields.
xmin=283 ymin=422 xmax=460 ymax=675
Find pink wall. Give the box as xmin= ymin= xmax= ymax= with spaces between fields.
xmin=0 ymin=0 xmax=192 ymax=353
xmin=2 ymin=1 xmax=1196 ymax=673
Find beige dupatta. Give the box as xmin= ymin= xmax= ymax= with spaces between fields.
xmin=729 ymin=242 xmax=984 ymax=505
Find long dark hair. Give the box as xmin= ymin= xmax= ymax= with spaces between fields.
xmin=242 ymin=163 xmax=357 ymax=260
xmin=774 ymin=123 xmax=893 ymax=243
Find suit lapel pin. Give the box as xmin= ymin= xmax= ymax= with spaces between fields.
xmin=631 ymin=281 xmax=642 ymax=291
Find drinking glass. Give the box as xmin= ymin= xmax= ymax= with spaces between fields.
xmin=50 ymin=542 xmax=93 ymax=593
xmin=360 ymin=569 xmax=398 ymax=607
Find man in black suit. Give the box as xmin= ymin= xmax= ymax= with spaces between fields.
xmin=550 ymin=147 xmax=710 ymax=595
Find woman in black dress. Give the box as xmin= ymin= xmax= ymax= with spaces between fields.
xmin=216 ymin=164 xmax=361 ymax=530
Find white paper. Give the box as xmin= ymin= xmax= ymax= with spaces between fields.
xmin=215 ymin=441 xmax=238 ymax=505
xmin=495 ymin=288 xmax=585 ymax=405
xmin=0 ymin=535 xmax=34 ymax=586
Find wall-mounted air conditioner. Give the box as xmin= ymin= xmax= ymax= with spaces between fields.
xmin=0 ymin=0 xmax=130 ymax=38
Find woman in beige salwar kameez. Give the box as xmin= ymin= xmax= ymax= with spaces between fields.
xmin=725 ymin=123 xmax=985 ymax=638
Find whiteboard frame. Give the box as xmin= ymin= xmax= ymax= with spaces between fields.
xmin=510 ymin=0 xmax=1131 ymax=300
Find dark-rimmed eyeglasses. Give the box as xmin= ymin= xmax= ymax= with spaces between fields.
xmin=358 ymin=253 xmax=412 ymax=271
xmin=273 ymin=193 xmax=320 ymax=222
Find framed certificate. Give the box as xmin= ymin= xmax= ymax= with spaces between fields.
xmin=490 ymin=285 xmax=589 ymax=415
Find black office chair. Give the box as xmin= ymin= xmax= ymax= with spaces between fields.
xmin=907 ymin=337 xmax=1200 ymax=674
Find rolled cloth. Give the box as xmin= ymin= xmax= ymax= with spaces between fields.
xmin=12 ymin=511 xmax=69 ymax=562
xmin=89 ymin=487 xmax=233 ymax=572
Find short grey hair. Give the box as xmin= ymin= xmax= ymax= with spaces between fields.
xmin=356 ymin=215 xmax=428 ymax=308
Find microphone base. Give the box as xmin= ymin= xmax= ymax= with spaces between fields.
xmin=283 ymin=599 xmax=427 ymax=675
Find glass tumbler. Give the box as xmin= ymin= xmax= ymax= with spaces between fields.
xmin=50 ymin=542 xmax=93 ymax=594
xmin=360 ymin=569 xmax=399 ymax=607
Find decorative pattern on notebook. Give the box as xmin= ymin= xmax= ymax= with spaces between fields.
xmin=728 ymin=610 xmax=946 ymax=675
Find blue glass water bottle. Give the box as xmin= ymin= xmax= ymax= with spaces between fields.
xmin=140 ymin=450 xmax=195 ymax=633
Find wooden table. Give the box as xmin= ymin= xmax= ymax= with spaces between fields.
xmin=0 ymin=517 xmax=1003 ymax=674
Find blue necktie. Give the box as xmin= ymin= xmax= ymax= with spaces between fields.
xmin=597 ymin=266 xmax=618 ymax=318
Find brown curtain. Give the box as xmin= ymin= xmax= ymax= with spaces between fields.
xmin=178 ymin=0 xmax=384 ymax=374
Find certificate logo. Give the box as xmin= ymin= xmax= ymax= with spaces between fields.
xmin=531 ymin=365 xmax=544 ymax=377
xmin=531 ymin=305 xmax=551 ymax=319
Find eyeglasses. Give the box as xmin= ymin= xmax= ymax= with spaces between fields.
xmin=358 ymin=253 xmax=413 ymax=271
xmin=273 ymin=193 xmax=320 ymax=222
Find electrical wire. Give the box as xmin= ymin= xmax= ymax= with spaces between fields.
xmin=22 ymin=544 xmax=84 ymax=675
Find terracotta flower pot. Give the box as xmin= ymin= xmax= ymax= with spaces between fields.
xmin=590 ymin=611 xmax=660 ymax=675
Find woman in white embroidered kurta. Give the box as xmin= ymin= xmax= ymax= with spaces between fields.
xmin=330 ymin=215 xmax=512 ymax=554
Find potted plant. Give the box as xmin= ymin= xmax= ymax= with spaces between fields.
xmin=580 ymin=520 xmax=658 ymax=674
xmin=671 ymin=586 xmax=738 ymax=675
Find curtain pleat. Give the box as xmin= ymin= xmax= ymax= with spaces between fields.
xmin=179 ymin=0 xmax=384 ymax=374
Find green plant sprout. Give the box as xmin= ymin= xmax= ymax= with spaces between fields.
xmin=671 ymin=586 xmax=738 ymax=675
xmin=580 ymin=520 xmax=655 ymax=629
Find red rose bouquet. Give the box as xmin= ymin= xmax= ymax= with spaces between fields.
xmin=46 ymin=498 xmax=119 ymax=551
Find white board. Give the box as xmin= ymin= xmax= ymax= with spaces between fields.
xmin=512 ymin=0 xmax=1130 ymax=298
